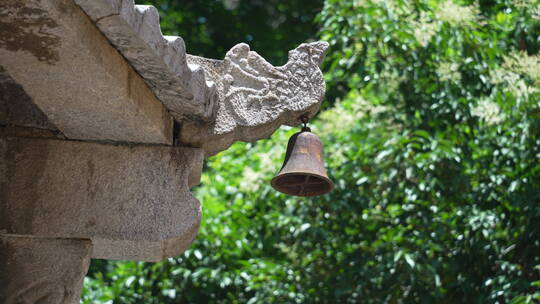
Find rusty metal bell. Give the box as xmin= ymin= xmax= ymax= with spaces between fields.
xmin=271 ymin=125 xmax=333 ymax=197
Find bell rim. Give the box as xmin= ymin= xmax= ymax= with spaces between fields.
xmin=271 ymin=172 xmax=334 ymax=197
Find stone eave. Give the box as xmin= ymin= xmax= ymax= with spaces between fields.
xmin=74 ymin=0 xmax=218 ymax=121
xmin=74 ymin=0 xmax=329 ymax=155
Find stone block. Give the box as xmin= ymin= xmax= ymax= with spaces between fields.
xmin=0 ymin=66 xmax=58 ymax=131
xmin=0 ymin=235 xmax=92 ymax=304
xmin=182 ymin=42 xmax=329 ymax=156
xmin=0 ymin=0 xmax=173 ymax=144
xmin=0 ymin=136 xmax=204 ymax=261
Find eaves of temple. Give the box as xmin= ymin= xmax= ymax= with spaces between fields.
xmin=0 ymin=1 xmax=327 ymax=302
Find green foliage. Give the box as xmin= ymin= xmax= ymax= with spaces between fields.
xmin=83 ymin=0 xmax=540 ymax=303
xmin=136 ymin=0 xmax=324 ymax=65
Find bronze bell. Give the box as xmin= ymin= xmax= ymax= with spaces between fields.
xmin=271 ymin=118 xmax=333 ymax=197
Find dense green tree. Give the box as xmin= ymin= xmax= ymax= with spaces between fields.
xmin=83 ymin=0 xmax=540 ymax=303
xmin=136 ymin=0 xmax=324 ymax=64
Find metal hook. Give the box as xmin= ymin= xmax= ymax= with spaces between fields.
xmin=299 ymin=114 xmax=310 ymax=132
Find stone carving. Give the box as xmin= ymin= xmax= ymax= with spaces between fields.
xmin=221 ymin=42 xmax=327 ymax=135
xmin=74 ymin=0 xmax=328 ymax=155
xmin=182 ymin=41 xmax=329 ymax=155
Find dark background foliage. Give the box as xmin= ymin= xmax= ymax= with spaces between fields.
xmin=84 ymin=0 xmax=540 ymax=303
xmin=137 ymin=0 xmax=323 ymax=65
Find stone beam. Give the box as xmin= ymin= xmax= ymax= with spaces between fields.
xmin=0 ymin=235 xmax=91 ymax=304
xmin=0 ymin=66 xmax=58 ymax=132
xmin=183 ymin=42 xmax=329 ymax=156
xmin=0 ymin=136 xmax=204 ymax=261
xmin=0 ymin=0 xmax=173 ymax=144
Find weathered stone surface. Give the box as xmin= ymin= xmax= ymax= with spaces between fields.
xmin=0 ymin=125 xmax=65 ymax=141
xmin=0 ymin=66 xmax=58 ymax=131
xmin=0 ymin=136 xmax=204 ymax=261
xmin=74 ymin=0 xmax=218 ymax=120
xmin=0 ymin=0 xmax=173 ymax=144
xmin=182 ymin=42 xmax=329 ymax=156
xmin=73 ymin=0 xmax=328 ymax=155
xmin=0 ymin=235 xmax=91 ymax=304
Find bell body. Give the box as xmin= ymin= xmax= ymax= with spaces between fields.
xmin=271 ymin=129 xmax=333 ymax=196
